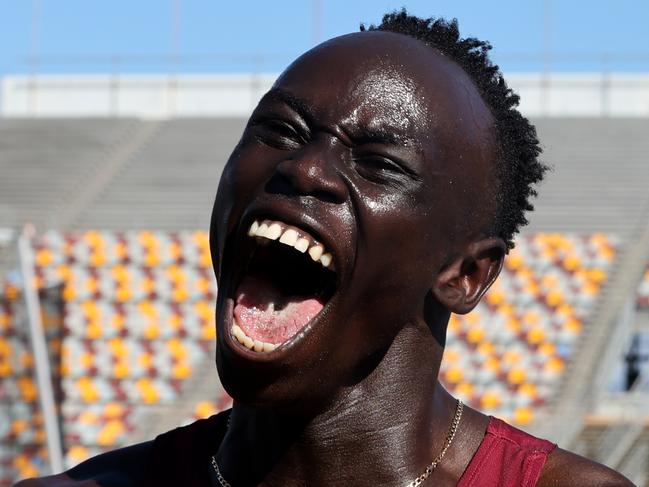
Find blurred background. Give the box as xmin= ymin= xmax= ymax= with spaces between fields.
xmin=1 ymin=0 xmax=649 ymax=485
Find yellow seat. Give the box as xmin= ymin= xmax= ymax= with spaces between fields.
xmin=442 ymin=347 xmax=461 ymax=364
xmin=484 ymin=356 xmax=500 ymax=373
xmin=195 ymin=401 xmax=219 ymax=419
xmin=518 ymin=383 xmax=537 ymax=399
xmin=513 ymin=407 xmax=534 ymax=425
xmin=562 ymin=254 xmax=581 ymax=272
xmin=588 ymin=268 xmax=608 ymax=284
xmin=79 ymin=410 xmax=98 ymax=425
xmin=505 ymin=251 xmax=524 ymax=270
xmin=86 ymin=321 xmax=103 ymax=340
xmin=444 ymin=366 xmax=464 ymax=384
xmin=199 ymin=251 xmax=212 ymax=268
xmin=545 ymin=290 xmax=563 ymax=307
xmin=0 ymin=360 xmax=11 ymax=377
xmin=447 ymin=314 xmax=461 ymax=332
xmin=137 ymin=378 xmax=160 ymax=404
xmin=480 ymin=391 xmax=502 ymax=409
xmin=537 ymin=342 xmax=556 ymax=357
xmin=18 ymin=376 xmax=38 ymax=402
xmin=115 ymin=285 xmax=133 ymax=302
xmin=507 ymin=367 xmax=527 ymax=385
xmin=526 ymin=326 xmax=546 ymax=345
xmin=172 ymin=362 xmax=192 ymax=380
xmin=455 ymin=382 xmax=475 ymax=399
xmin=113 ymin=241 xmax=128 ymax=260
xmin=138 ymin=352 xmax=154 ymax=369
xmin=476 ymin=341 xmax=495 ymax=357
xmin=97 ymin=419 xmax=125 ymax=446
xmin=563 ymin=317 xmax=582 ymax=333
xmin=505 ymin=318 xmax=521 ymax=333
xmin=35 ymin=248 xmax=54 ymax=267
xmin=104 ymin=402 xmax=125 ymax=418
xmin=11 ymin=418 xmax=29 ymax=435
xmin=193 ymin=231 xmax=209 ymax=248
xmin=67 ymin=445 xmax=90 ymax=465
xmin=169 ymin=242 xmax=183 ymax=260
xmin=196 ymin=276 xmax=212 ymax=295
xmin=497 ymin=303 xmax=515 ymax=317
xmin=89 ymin=250 xmax=106 ymax=267
xmin=77 ymin=377 xmax=100 ymax=403
xmin=0 ymin=311 xmax=11 ymax=331
xmin=582 ymin=281 xmax=599 ymax=296
xmin=144 ymin=250 xmax=161 ymax=267
xmin=166 ymin=338 xmax=187 ymax=359
xmin=202 ymin=323 xmax=216 ymax=340
xmin=466 ymin=326 xmax=486 ymax=345
xmin=62 ymin=282 xmax=77 ymax=301
xmin=486 ymin=288 xmax=505 ymax=306
xmin=140 ymin=276 xmax=155 ymax=294
xmin=544 ymin=357 xmax=565 ymax=374
xmin=172 ymin=286 xmax=189 ymax=302
xmin=113 ymin=361 xmax=130 ymax=379
xmin=108 ymin=337 xmax=128 ymax=358
xmin=144 ymin=323 xmax=160 ymax=340
xmin=502 ymin=349 xmax=522 ymax=366
xmin=138 ymin=301 xmax=158 ymax=319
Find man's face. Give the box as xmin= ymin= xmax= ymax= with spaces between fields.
xmin=210 ymin=31 xmax=497 ymax=409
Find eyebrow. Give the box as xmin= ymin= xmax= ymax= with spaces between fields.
xmin=258 ymin=88 xmax=315 ymax=121
xmin=259 ymin=87 xmax=416 ymax=148
xmin=344 ymin=126 xmax=414 ymax=147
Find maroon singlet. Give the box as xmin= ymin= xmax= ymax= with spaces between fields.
xmin=457 ymin=416 xmax=556 ymax=487
xmin=142 ymin=410 xmax=556 ymax=486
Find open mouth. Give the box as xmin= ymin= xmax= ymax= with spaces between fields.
xmin=231 ymin=218 xmax=337 ymax=353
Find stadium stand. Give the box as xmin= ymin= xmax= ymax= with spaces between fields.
xmin=0 ymin=282 xmax=63 ymax=485
xmin=0 ymin=120 xmax=142 ymax=231
xmin=29 ymin=230 xmax=221 ymax=467
xmin=2 ymin=116 xmax=649 ymax=484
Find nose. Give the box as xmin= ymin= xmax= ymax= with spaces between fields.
xmin=272 ymin=144 xmax=348 ymax=204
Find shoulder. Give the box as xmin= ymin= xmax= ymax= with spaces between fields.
xmin=13 ymin=441 xmax=153 ymax=487
xmin=537 ymin=447 xmax=636 ymax=487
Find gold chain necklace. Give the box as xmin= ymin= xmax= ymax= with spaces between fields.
xmin=211 ymin=399 xmax=463 ymax=487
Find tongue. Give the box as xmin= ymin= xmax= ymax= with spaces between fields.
xmin=234 ymin=275 xmax=324 ymax=344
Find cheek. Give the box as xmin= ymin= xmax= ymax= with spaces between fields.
xmin=211 ymin=143 xmax=279 ymax=268
xmin=216 ymin=143 xmax=279 ymax=217
xmin=352 ymin=189 xmax=440 ymax=307
xmin=220 ymin=143 xmax=276 ymax=198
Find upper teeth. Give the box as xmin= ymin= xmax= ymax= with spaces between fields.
xmin=247 ymin=219 xmax=335 ymax=269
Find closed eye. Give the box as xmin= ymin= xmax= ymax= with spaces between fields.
xmin=353 ymin=154 xmax=422 ymax=185
xmin=251 ymin=118 xmax=306 ymax=150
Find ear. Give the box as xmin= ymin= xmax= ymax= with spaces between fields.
xmin=432 ymin=237 xmax=506 ymax=315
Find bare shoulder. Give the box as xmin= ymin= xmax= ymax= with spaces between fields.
xmin=13 ymin=441 xmax=153 ymax=487
xmin=537 ymin=447 xmax=636 ymax=487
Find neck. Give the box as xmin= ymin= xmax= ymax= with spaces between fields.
xmin=216 ymin=321 xmax=459 ymax=487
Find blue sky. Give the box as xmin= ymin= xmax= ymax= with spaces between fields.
xmin=1 ymin=0 xmax=648 ymax=75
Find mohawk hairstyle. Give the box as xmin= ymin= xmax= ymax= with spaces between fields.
xmin=361 ymin=10 xmax=548 ymax=249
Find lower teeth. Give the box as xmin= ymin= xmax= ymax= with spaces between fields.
xmin=232 ymin=323 xmax=278 ymax=353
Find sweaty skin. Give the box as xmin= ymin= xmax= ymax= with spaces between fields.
xmin=17 ymin=31 xmax=633 ymax=487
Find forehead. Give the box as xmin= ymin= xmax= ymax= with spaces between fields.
xmin=272 ymin=31 xmax=495 ymax=151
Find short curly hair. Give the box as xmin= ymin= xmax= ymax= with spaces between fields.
xmin=361 ymin=10 xmax=548 ymax=249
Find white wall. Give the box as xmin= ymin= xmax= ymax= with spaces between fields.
xmin=1 ymin=74 xmax=277 ymax=118
xmin=2 ymin=73 xmax=649 ymax=118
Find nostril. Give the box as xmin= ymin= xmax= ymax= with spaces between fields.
xmin=265 ymin=171 xmax=295 ymax=196
xmin=264 ymin=172 xmax=343 ymax=204
xmin=269 ymin=158 xmax=347 ymax=204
